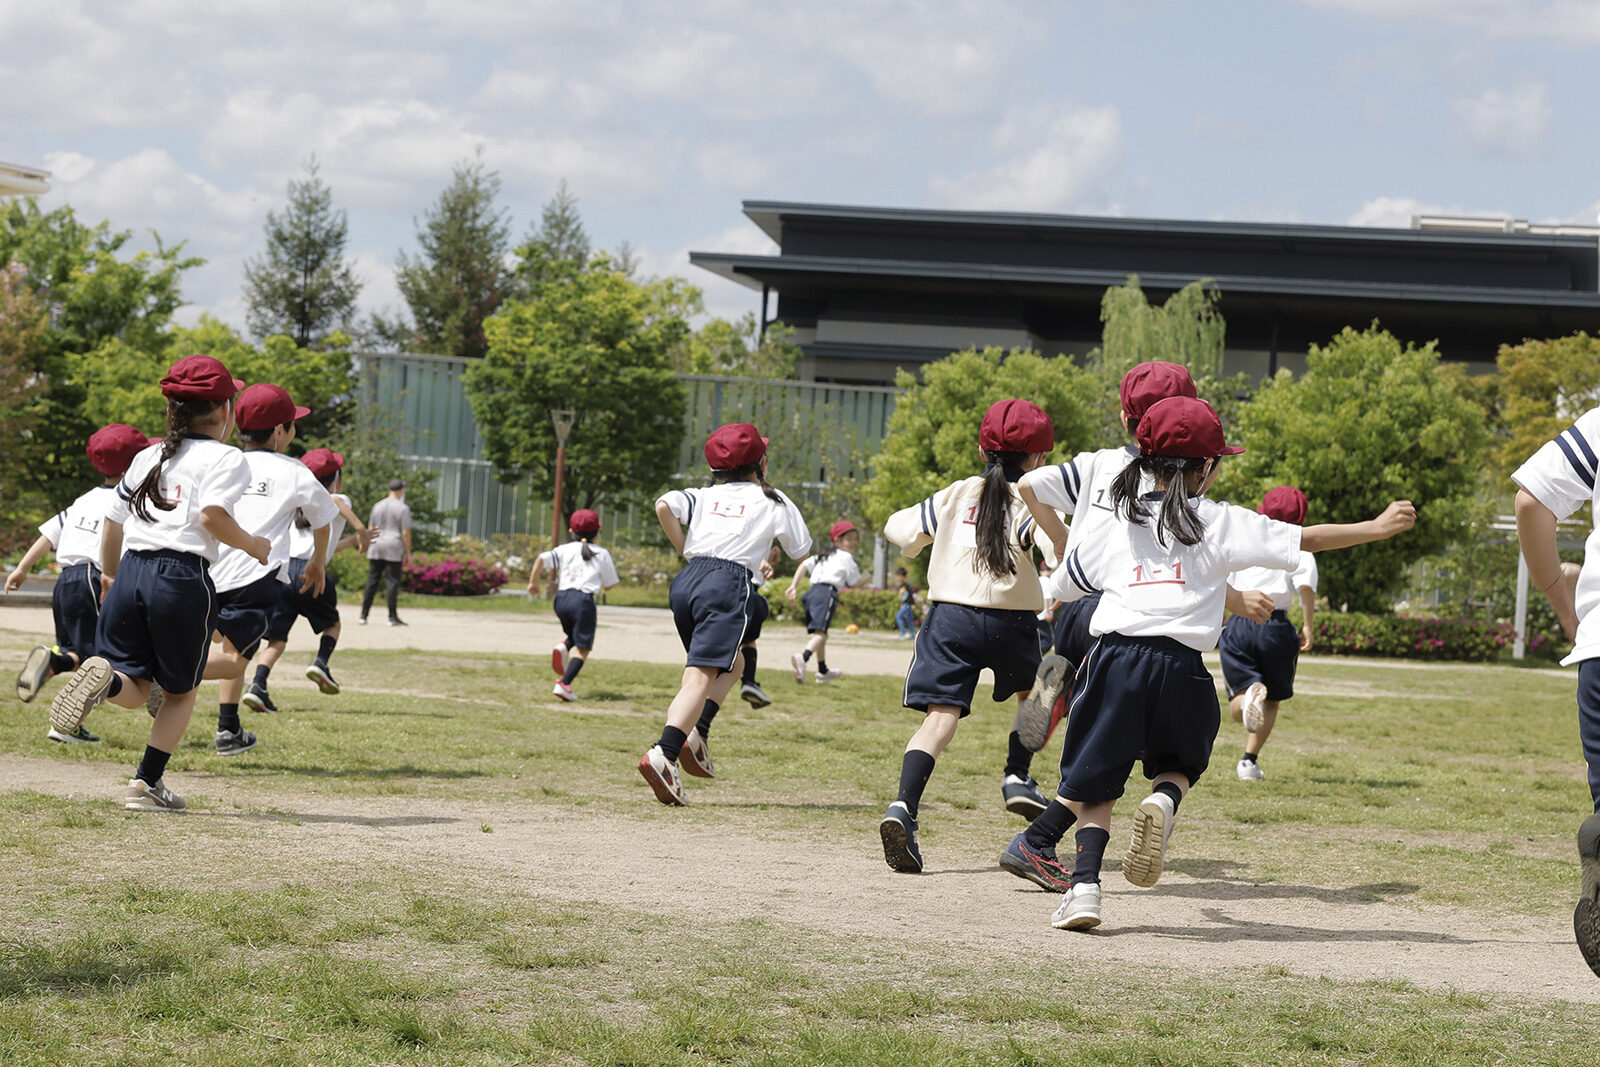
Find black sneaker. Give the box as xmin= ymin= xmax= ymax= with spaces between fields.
xmin=47 ymin=723 xmax=100 ymax=744
xmin=999 ymin=831 xmax=1071 ymax=891
xmin=387 ymin=617 xmax=407 ymax=627
xmin=304 ymin=660 xmax=340 ymax=695
xmin=740 ymin=680 xmax=771 ymax=709
xmin=1002 ymin=774 xmax=1049 ymax=820
xmin=215 ymin=728 xmax=257 ymax=756
xmin=1576 ymin=813 xmax=1600 ymax=977
xmin=879 ymin=801 xmax=923 ymax=873
xmin=241 ymin=683 xmax=278 ymax=714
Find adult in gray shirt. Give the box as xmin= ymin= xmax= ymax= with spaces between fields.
xmin=360 ymin=479 xmax=412 ymax=626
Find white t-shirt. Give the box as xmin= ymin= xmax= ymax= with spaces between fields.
xmin=1228 ymin=551 xmax=1319 ymax=613
xmin=807 ymin=550 xmax=860 ymax=588
xmin=883 ymin=475 xmax=1045 ymax=612
xmin=211 ymin=450 xmax=340 ymax=593
xmin=39 ymin=485 xmax=118 ymax=568
xmin=1058 ymin=494 xmax=1302 ymax=652
xmin=540 ymin=540 xmax=620 ymax=594
xmin=1022 ymin=446 xmax=1138 ymax=604
xmin=657 ymin=481 xmax=812 ymax=577
xmin=1512 ymin=408 xmax=1600 ymax=665
xmin=108 ymin=438 xmax=252 ymax=563
xmin=289 ymin=492 xmax=350 ymax=564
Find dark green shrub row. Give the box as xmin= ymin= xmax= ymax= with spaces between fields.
xmin=1311 ymin=612 xmax=1517 ymax=662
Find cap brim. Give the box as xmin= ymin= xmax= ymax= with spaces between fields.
xmin=1218 ymin=445 xmax=1247 ymax=456
xmin=293 ymin=405 xmax=311 ymax=420
xmin=231 ymin=378 xmax=246 ymax=392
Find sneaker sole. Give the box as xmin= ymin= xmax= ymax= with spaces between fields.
xmin=217 ymin=740 xmax=257 ymax=757
xmin=47 ymin=729 xmax=97 ymax=744
xmin=679 ymin=744 xmax=715 ymax=779
xmin=124 ymin=799 xmax=186 ymax=812
xmin=1577 ymin=814 xmax=1600 ymax=976
xmin=240 ymin=692 xmax=276 ymax=714
xmin=879 ymin=817 xmax=922 ymax=873
xmin=304 ymin=665 xmax=340 ymax=695
xmin=1122 ymin=798 xmax=1169 ymax=888
xmin=998 ymin=848 xmax=1070 ymax=892
xmin=48 ymin=658 xmax=112 ymax=735
xmin=741 ymin=688 xmax=771 ymax=709
xmin=791 ymin=655 xmax=806 ymax=683
xmin=1242 ymin=684 xmax=1267 ymax=734
xmin=637 ymin=755 xmax=687 ymax=806
xmin=1004 ymin=792 xmax=1048 ymax=820
xmin=145 ymin=684 xmax=163 ymax=718
xmin=17 ymin=645 xmax=52 ymax=703
xmin=1015 ymin=655 xmax=1070 ymax=751
xmin=1052 ymin=908 xmax=1102 ymax=931
xmin=552 ymin=689 xmax=577 ymax=703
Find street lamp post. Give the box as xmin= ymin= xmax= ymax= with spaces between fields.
xmin=549 ymin=409 xmax=576 ymax=595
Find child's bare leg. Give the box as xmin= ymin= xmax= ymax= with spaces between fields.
xmin=256 ymin=639 xmax=288 ymax=671
xmin=148 ymin=688 xmax=197 ymax=752
xmin=1246 ymin=702 xmax=1280 ymax=754
xmin=1228 ymin=691 xmax=1246 ymax=722
xmin=907 ymin=704 xmax=961 ymax=758
xmin=664 ymin=665 xmax=726 ymax=733
xmin=105 ymin=672 xmax=152 ymax=710
xmin=806 ymin=632 xmax=827 ymax=659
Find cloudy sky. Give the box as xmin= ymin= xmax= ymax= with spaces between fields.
xmin=7 ymin=0 xmax=1599 ymax=334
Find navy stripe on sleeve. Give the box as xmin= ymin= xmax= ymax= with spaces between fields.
xmin=1565 ymin=423 xmax=1598 ymax=474
xmin=1059 ymin=462 xmax=1080 ymax=506
xmin=682 ymin=489 xmax=696 ymax=526
xmin=919 ymin=499 xmax=931 ymax=535
xmin=1018 ymin=516 xmax=1035 ymax=549
xmin=1065 ymin=550 xmax=1099 ymax=595
xmin=925 ymin=496 xmax=939 ymax=532
xmin=1554 ymin=434 xmax=1596 ymax=491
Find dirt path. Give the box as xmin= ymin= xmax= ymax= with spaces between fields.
xmin=10 ymin=756 xmax=1595 ymax=1006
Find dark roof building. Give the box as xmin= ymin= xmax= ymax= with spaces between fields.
xmin=690 ymin=201 xmax=1600 ymax=386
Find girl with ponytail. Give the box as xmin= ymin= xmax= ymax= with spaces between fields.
xmin=785 ymin=519 xmax=865 ymax=684
xmin=876 ymin=399 xmax=1057 ymax=875
xmin=530 ymin=509 xmax=620 ymax=703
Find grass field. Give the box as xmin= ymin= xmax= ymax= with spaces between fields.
xmin=1 ymin=625 xmax=1596 ymax=1064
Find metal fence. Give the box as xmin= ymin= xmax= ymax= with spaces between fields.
xmin=355 ymin=352 xmax=899 ymax=541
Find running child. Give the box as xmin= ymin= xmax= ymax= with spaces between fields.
xmin=1018 ymin=397 xmax=1412 ymax=930
xmin=203 ymin=384 xmax=339 ymax=756
xmin=245 ymin=447 xmax=370 ymax=711
xmin=530 ymin=509 xmax=620 ymax=702
xmin=8 ymin=425 xmax=153 ymax=737
xmin=48 ymin=354 xmax=268 ymax=811
xmin=640 ymin=424 xmax=811 ymax=803
xmin=877 ymin=399 xmax=1056 ymax=873
xmin=1220 ymin=486 xmax=1319 ymax=782
xmin=787 ymin=520 xmax=864 ymax=683
xmin=1512 ymin=410 xmax=1600 ymax=975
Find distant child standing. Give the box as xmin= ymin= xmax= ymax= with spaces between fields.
xmin=640 ymin=424 xmax=811 ymax=804
xmin=1024 ymin=397 xmax=1412 ymax=930
xmin=530 ymin=509 xmax=621 ymax=702
xmin=48 ymin=354 xmax=269 ymax=811
xmin=9 ymin=424 xmax=154 ymax=738
xmin=787 ymin=521 xmax=863 ymax=683
xmin=878 ymin=399 xmax=1055 ymax=873
xmin=361 ymin=478 xmax=412 ymax=626
xmin=893 ymin=567 xmax=919 ymax=639
xmin=1219 ymin=486 xmax=1319 ymax=782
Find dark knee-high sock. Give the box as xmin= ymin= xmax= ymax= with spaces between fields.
xmin=741 ymin=647 xmax=758 ymax=685
xmin=1153 ymin=781 xmax=1183 ymax=811
xmin=696 ymin=699 xmax=719 ymax=740
xmin=896 ymin=750 xmax=937 ymax=817
xmin=1004 ymin=731 xmax=1033 ymax=779
xmin=317 ymin=634 xmax=338 ymax=663
xmin=48 ymin=649 xmax=75 ymax=674
xmin=656 ymin=725 xmax=687 ymax=763
xmin=218 ymin=702 xmax=241 ymax=734
xmin=253 ymin=664 xmax=271 ymax=688
xmin=106 ymin=674 xmax=123 ymax=699
xmin=135 ymin=745 xmax=171 ymax=785
xmin=1025 ymin=799 xmax=1078 ymax=850
xmin=1072 ymin=826 xmax=1111 ymax=885
xmin=561 ymin=657 xmax=586 ymax=685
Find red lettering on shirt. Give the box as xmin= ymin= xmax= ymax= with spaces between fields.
xmin=1130 ymin=560 xmax=1186 ymax=587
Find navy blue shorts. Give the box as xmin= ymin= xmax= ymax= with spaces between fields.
xmin=1578 ymin=660 xmax=1600 ymax=813
xmin=745 ymin=589 xmax=769 ymax=645
xmin=670 ymin=556 xmax=753 ymax=671
xmin=52 ymin=561 xmax=102 ymax=659
xmin=96 ymin=549 xmax=217 ymax=694
xmin=1219 ymin=611 xmax=1299 ymax=702
xmin=265 ymin=557 xmax=340 ymax=641
xmin=1053 ymin=593 xmax=1100 ymax=673
xmin=903 ymin=602 xmax=1042 ymax=716
xmin=802 ymin=582 xmax=838 ymax=633
xmin=1057 ymin=633 xmax=1221 ymax=803
xmin=554 ymin=588 xmax=598 ymax=649
xmin=214 ymin=569 xmax=283 ymax=660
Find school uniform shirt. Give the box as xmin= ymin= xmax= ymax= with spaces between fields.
xmin=1513 ymin=409 xmax=1600 ymax=666
xmin=1022 ymin=446 xmax=1137 ymax=603
xmin=210 ymin=450 xmax=340 ymax=594
xmin=807 ymin=550 xmax=860 ymax=588
xmin=656 ymin=482 xmax=813 ymax=576
xmin=288 ymin=493 xmax=350 ymax=564
xmin=109 ymin=438 xmax=252 ymax=563
xmin=1057 ymin=494 xmax=1302 ymax=652
xmin=540 ymin=541 xmax=620 ymax=594
xmin=39 ymin=485 xmax=118 ymax=567
xmin=883 ymin=475 xmax=1044 ymax=612
xmin=1227 ymin=551 xmax=1318 ymax=613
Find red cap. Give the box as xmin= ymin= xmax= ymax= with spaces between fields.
xmin=1136 ymin=396 xmax=1245 ymax=458
xmin=978 ymin=399 xmax=1054 ymax=454
xmin=829 ymin=520 xmax=858 ymax=542
xmin=704 ymin=423 xmax=767 ymax=470
xmin=569 ymin=509 xmax=601 ymax=534
xmin=301 ymin=448 xmax=344 ymax=481
xmin=236 ymin=383 xmax=311 ymax=431
xmin=1119 ymin=361 xmax=1198 ymax=421
xmin=86 ymin=423 xmax=156 ymax=477
xmin=1259 ymin=486 xmax=1308 ymax=525
xmin=161 ymin=354 xmax=245 ymax=401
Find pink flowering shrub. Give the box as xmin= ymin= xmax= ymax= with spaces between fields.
xmin=1312 ymin=613 xmax=1515 ymax=661
xmin=401 ymin=555 xmax=509 ymax=596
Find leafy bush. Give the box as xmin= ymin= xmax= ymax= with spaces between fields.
xmin=1311 ymin=612 xmax=1515 ymax=662
xmin=401 ymin=555 xmax=508 ymax=596
xmin=835 ymin=588 xmax=901 ymax=631
xmin=325 ymin=549 xmax=368 ymax=594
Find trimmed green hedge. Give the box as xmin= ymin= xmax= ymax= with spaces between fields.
xmin=1312 ymin=612 xmax=1515 ymax=662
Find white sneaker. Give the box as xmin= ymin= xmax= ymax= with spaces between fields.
xmin=1050 ymin=881 xmax=1102 ymax=930
xmin=790 ymin=652 xmax=807 ymax=683
xmin=552 ymin=681 xmax=576 ymax=702
xmin=49 ymin=656 xmax=113 ymax=737
xmin=1241 ymin=681 xmax=1268 ymax=734
xmin=552 ymin=642 xmax=569 ymax=677
xmin=1122 ymin=791 xmax=1177 ymax=888
xmin=817 ymin=667 xmax=844 ymax=683
xmin=637 ymin=745 xmax=687 ymax=806
xmin=1236 ymin=757 xmax=1264 ymax=781
xmin=680 ymin=728 xmax=716 ymax=779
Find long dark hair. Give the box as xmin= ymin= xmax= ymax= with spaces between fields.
xmin=1108 ymin=454 xmax=1210 ymax=547
xmin=710 ymin=462 xmax=782 ymax=504
xmin=572 ymin=532 xmax=597 ymax=561
xmin=974 ymin=450 xmax=1027 ymax=580
xmin=128 ymin=398 xmax=225 ymax=522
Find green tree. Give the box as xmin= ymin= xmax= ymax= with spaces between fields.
xmin=862 ymin=347 xmax=1095 ymax=527
xmin=395 ymin=154 xmax=515 ymax=359
xmin=676 ymin=314 xmax=802 ymax=379
xmin=243 ymin=158 xmax=362 ymax=348
xmin=1491 ymin=333 xmax=1600 ymax=479
xmin=468 ymin=255 xmax=690 ymax=518
xmin=516 ymin=179 xmax=590 ymax=286
xmin=0 ymin=263 xmax=44 ymax=551
xmin=1215 ymin=324 xmax=1491 ymax=613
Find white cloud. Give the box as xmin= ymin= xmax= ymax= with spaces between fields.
xmin=1346 ymin=195 xmax=1512 ymax=228
xmin=927 ymin=104 xmax=1125 ymax=213
xmin=1454 ymin=83 xmax=1552 ymax=157
xmin=1303 ymin=0 xmax=1600 ymax=44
